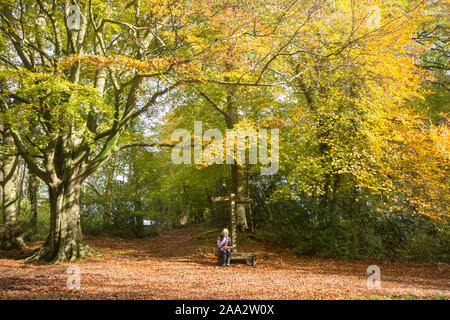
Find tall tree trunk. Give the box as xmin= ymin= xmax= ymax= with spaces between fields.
xmin=1 ymin=129 xmax=25 ymax=250
xmin=295 ymin=69 xmax=332 ymax=226
xmin=246 ymin=174 xmax=254 ymax=232
xmin=231 ymin=164 xmax=248 ymax=230
xmin=17 ymin=162 xmax=26 ymax=221
xmin=25 ymin=177 xmax=97 ymax=263
xmin=103 ymin=187 xmax=113 ymax=229
xmin=180 ymin=184 xmax=190 ymax=225
xmin=225 ymin=91 xmax=248 ymax=231
xmin=102 ymin=161 xmax=116 ymax=230
xmin=28 ymin=172 xmax=39 ymax=232
xmin=134 ymin=197 xmax=145 ymax=238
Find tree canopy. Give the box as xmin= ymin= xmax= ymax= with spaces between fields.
xmin=0 ymin=0 xmax=448 ymax=263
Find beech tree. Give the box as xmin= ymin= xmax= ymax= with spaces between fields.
xmin=170 ymin=1 xmax=321 ymax=230
xmin=0 ymin=121 xmax=25 ymax=249
xmin=0 ymin=0 xmax=223 ymax=263
xmin=0 ymin=0 xmax=298 ymax=263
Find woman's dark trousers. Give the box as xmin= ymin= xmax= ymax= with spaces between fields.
xmin=218 ymin=249 xmax=231 ymax=265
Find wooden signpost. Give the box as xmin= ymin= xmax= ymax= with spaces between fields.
xmin=211 ymin=193 xmax=253 ymax=253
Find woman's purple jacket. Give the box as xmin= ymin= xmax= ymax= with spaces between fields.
xmin=217 ymin=235 xmax=232 ymax=251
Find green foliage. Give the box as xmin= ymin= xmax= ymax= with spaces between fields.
xmin=257 ymin=199 xmax=449 ymax=262
xmin=0 ymin=200 xmax=50 ymax=242
xmin=0 ymin=0 xmax=446 ymax=265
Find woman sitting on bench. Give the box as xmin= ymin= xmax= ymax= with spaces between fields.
xmin=217 ymin=228 xmax=232 ymax=267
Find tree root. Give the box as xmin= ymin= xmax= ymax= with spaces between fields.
xmin=1 ymin=236 xmax=26 ymax=251
xmin=23 ymin=246 xmax=50 ymax=264
xmin=23 ymin=241 xmax=103 ymax=264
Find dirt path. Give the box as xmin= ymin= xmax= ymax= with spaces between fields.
xmin=0 ymin=225 xmax=448 ymax=300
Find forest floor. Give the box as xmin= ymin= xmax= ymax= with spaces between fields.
xmin=0 ymin=224 xmax=448 ymax=300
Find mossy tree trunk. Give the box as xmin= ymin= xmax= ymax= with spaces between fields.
xmin=198 ymin=63 xmax=249 ymax=231
xmin=24 ymin=165 xmax=100 ymax=263
xmin=1 ymin=1 xmax=184 ymax=263
xmin=27 ymin=173 xmax=38 ymax=231
xmin=1 ymin=128 xmax=25 ymax=250
xmin=225 ymin=88 xmax=248 ymax=231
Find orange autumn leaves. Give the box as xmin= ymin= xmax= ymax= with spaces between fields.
xmin=381 ymin=112 xmax=449 ymax=220
xmin=60 ymin=54 xmax=185 ymax=75
xmin=54 ymin=0 xmax=447 ymax=222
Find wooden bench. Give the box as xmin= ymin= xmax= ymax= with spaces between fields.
xmin=216 ymin=252 xmax=259 ymax=267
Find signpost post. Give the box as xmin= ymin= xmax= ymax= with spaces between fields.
xmin=211 ymin=193 xmax=253 ymax=253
